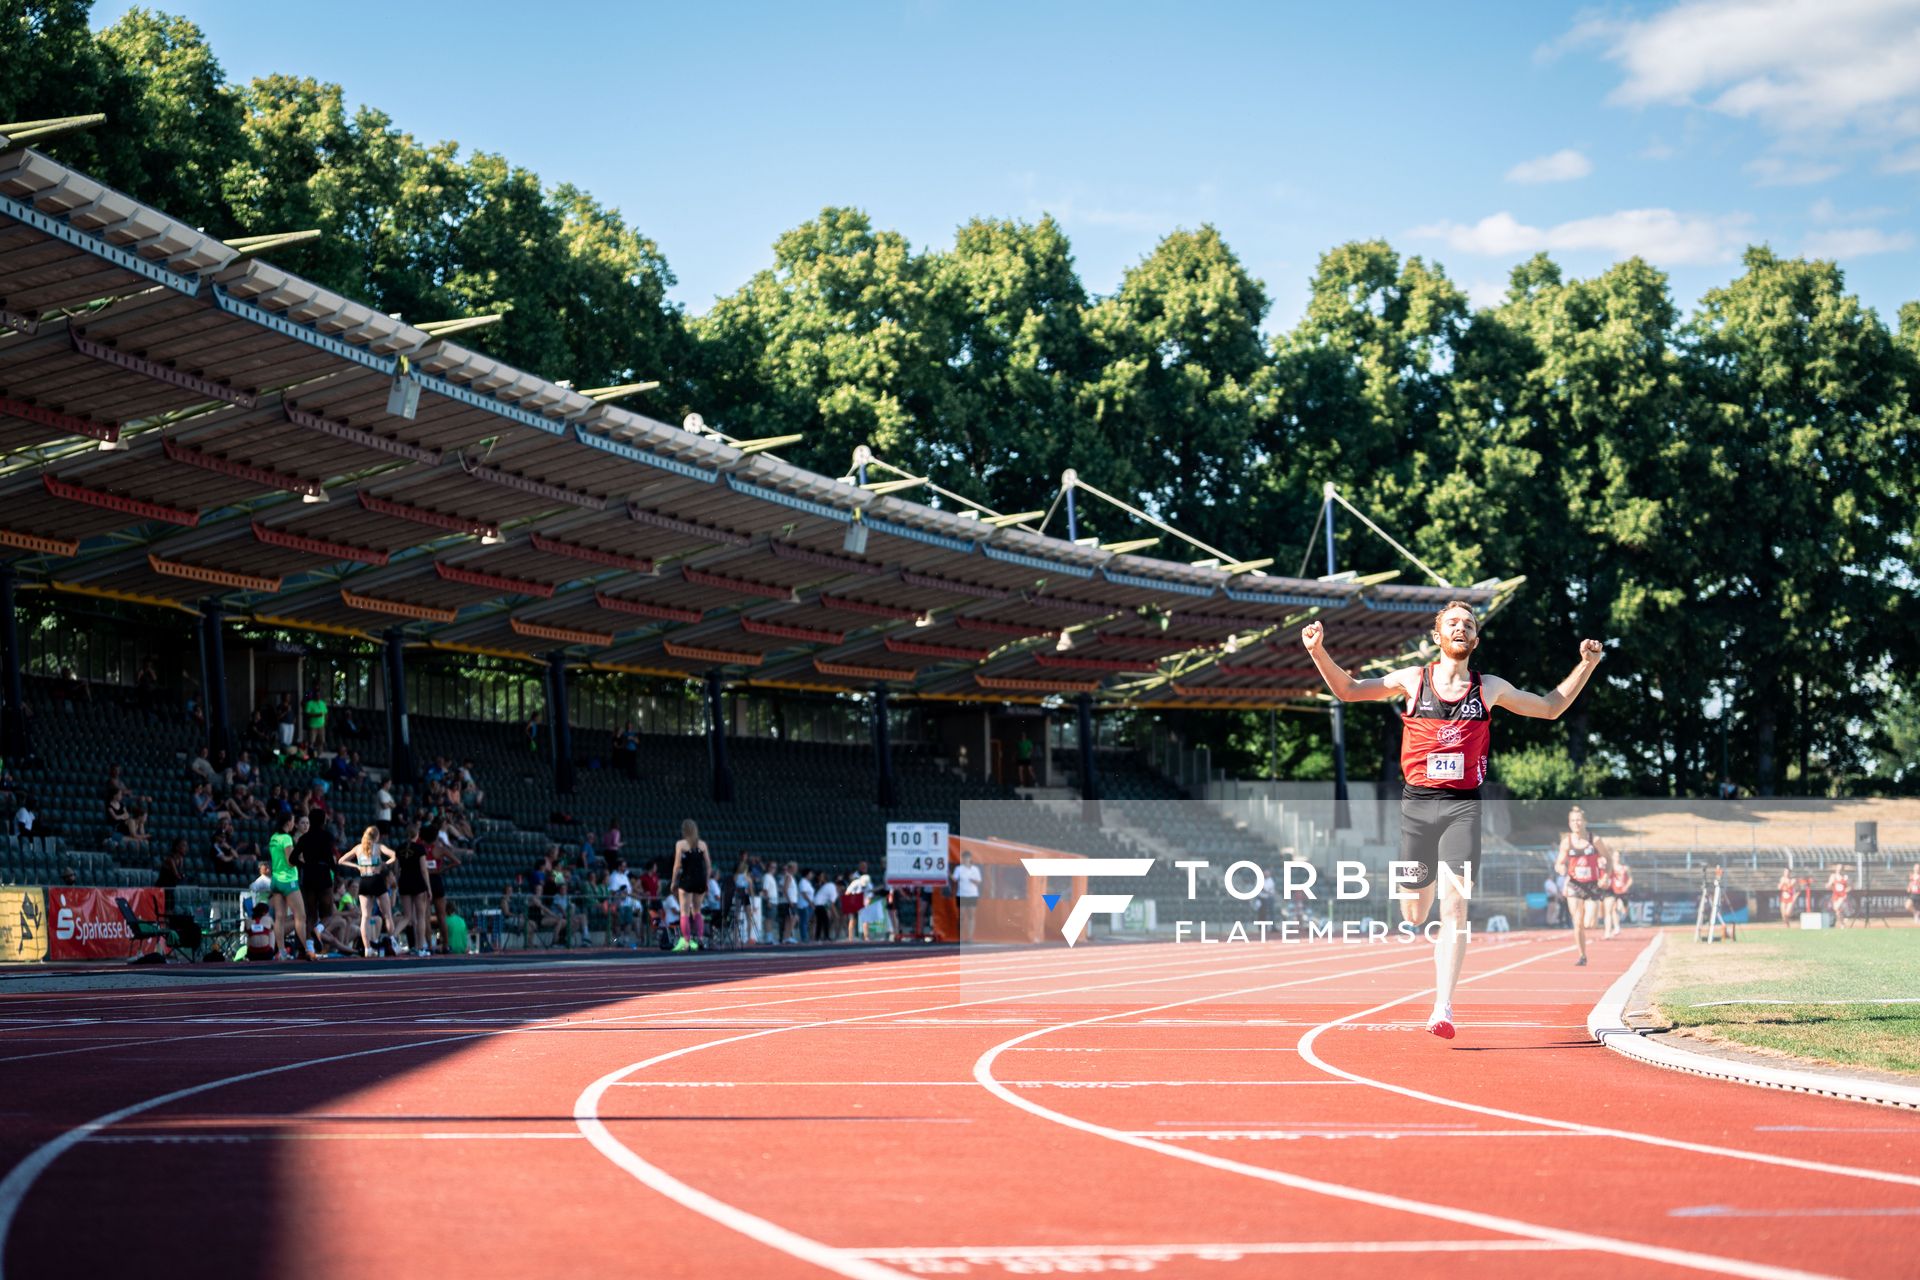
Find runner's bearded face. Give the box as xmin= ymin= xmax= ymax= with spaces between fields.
xmin=1434 ymin=607 xmax=1478 ymax=660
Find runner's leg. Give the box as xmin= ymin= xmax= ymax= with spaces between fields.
xmin=1427 ymin=796 xmax=1478 ymax=1035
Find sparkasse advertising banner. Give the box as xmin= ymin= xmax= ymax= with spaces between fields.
xmin=47 ymin=888 xmax=165 ymax=961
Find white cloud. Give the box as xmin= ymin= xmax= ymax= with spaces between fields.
xmin=1565 ymin=0 xmax=1920 ymax=168
xmin=1505 ymin=148 xmax=1594 ymax=184
xmin=1465 ymin=279 xmax=1509 ymax=310
xmin=1802 ymin=226 xmax=1916 ymax=256
xmin=1410 ymin=208 xmax=1754 ymax=266
xmin=1810 ymin=197 xmax=1898 ymax=222
xmin=1882 ymin=145 xmax=1920 ymax=171
xmin=1745 ymin=155 xmax=1845 ymax=185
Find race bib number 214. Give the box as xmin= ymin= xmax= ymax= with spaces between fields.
xmin=1426 ymin=752 xmax=1465 ymax=781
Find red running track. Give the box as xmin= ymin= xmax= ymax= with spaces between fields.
xmin=2 ymin=932 xmax=1917 ymax=1279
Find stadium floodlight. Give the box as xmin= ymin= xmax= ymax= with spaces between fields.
xmin=683 ymin=412 xmax=706 ymax=434
xmin=301 ymin=488 xmax=329 ymax=504
xmin=1056 ymin=631 xmax=1074 ymax=653
xmin=387 ymin=364 xmax=420 ymax=420
xmin=843 ymin=512 xmax=869 ymax=555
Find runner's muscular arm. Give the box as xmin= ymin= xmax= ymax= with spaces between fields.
xmin=1483 ymin=639 xmax=1607 ymax=719
xmin=1299 ymin=622 xmax=1417 ymax=702
xmin=1554 ymin=834 xmax=1569 ymax=875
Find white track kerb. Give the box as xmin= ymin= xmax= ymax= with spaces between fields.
xmin=1590 ymin=933 xmax=1920 ymax=1112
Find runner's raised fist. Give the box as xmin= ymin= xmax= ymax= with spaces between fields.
xmin=1301 ymin=621 xmax=1324 ymax=652
xmin=1579 ymin=638 xmax=1604 ymax=663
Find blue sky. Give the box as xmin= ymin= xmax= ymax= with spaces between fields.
xmin=99 ymin=0 xmax=1919 ymax=329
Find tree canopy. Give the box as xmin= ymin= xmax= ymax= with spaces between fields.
xmin=7 ymin=1 xmax=1917 ymax=795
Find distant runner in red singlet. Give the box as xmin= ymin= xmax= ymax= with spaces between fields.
xmin=1604 ymin=857 xmax=1631 ymax=939
xmin=1555 ymin=806 xmax=1614 ymax=965
xmin=1304 ymin=601 xmax=1607 ymax=1041
xmin=1826 ymin=866 xmax=1852 ymax=926
xmin=1777 ymin=870 xmax=1799 ymax=924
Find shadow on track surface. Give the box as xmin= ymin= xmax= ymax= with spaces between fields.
xmin=0 ymin=945 xmax=963 ymax=1279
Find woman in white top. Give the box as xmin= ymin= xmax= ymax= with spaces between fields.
xmin=336 ymin=824 xmax=400 ymax=956
xmin=844 ymin=867 xmax=872 ymax=942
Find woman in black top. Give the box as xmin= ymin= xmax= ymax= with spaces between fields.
xmin=395 ymin=822 xmax=431 ymax=956
xmin=668 ymin=819 xmax=710 ymax=953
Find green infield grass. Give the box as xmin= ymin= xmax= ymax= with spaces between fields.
xmin=1648 ymin=924 xmax=1920 ymax=1077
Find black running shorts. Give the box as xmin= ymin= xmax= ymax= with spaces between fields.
xmin=1399 ymin=788 xmax=1481 ymax=891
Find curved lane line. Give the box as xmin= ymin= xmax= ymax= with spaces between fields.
xmin=1293 ymin=946 xmax=1920 ymax=1189
xmin=970 ymin=942 xmax=1844 ymax=1280
xmin=574 ymin=944 xmax=1455 ymax=1279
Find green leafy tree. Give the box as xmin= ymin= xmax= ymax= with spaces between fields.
xmin=918 ymin=215 xmax=1097 ymax=514
xmin=695 ymin=207 xmax=934 ymax=476
xmin=1687 ymin=249 xmax=1916 ymax=794
xmin=1080 ymin=227 xmax=1268 ymax=556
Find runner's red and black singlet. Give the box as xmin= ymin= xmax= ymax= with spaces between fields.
xmin=1400 ymin=664 xmax=1492 ymax=795
xmin=1566 ymin=840 xmax=1604 ymax=886
xmin=1610 ymin=866 xmax=1631 ymax=895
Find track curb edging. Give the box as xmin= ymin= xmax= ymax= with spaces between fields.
xmin=1588 ymin=932 xmax=1920 ymax=1112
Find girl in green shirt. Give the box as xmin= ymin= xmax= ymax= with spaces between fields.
xmin=266 ymin=813 xmax=313 ymax=961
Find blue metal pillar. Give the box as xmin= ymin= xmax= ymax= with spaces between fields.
xmin=873 ymin=685 xmax=896 ymax=809
xmin=199 ymin=599 xmax=232 ymax=762
xmin=706 ymin=671 xmax=734 ymax=803
xmin=547 ymin=653 xmax=574 ymax=796
xmin=1075 ymin=694 xmax=1100 ymax=801
xmin=383 ymin=628 xmax=415 ymax=786
xmin=0 ymin=567 xmax=30 ymax=763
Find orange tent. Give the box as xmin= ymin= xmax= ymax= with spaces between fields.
xmin=931 ymin=836 xmax=1088 ymax=944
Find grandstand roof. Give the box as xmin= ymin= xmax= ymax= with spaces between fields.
xmin=0 ymin=137 xmax=1514 ymax=707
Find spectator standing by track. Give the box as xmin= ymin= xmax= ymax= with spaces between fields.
xmin=844 ymin=864 xmax=871 ymax=942
xmin=293 ymin=814 xmax=337 ymax=953
xmin=338 ymin=825 xmax=400 ymax=957
xmin=668 ymin=820 xmax=711 ymax=953
xmin=1907 ymin=864 xmax=1920 ymax=925
xmin=426 ymin=821 xmax=466 ymax=952
xmin=777 ymin=862 xmax=799 ymax=944
xmin=396 ymin=822 xmax=434 ymax=956
xmin=814 ymin=873 xmax=839 ymax=943
xmin=951 ymin=849 xmax=983 ymax=943
xmin=267 ymin=813 xmax=313 ymax=961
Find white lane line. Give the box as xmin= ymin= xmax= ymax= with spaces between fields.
xmin=972 ymin=943 xmax=1847 ymax=1280
xmin=1670 ymin=1206 xmax=1920 ymax=1218
xmin=0 ymin=945 xmax=1221 ymax=1280
xmin=576 ymin=942 xmax=1434 ymax=1280
xmin=1140 ymin=1129 xmax=1585 ymax=1140
xmin=1295 ymin=950 xmax=1920 ymax=1189
xmin=85 ymin=1132 xmax=583 ymax=1143
xmin=852 ymin=1239 xmax=1578 ymax=1260
xmin=610 ymin=1080 xmax=1357 ymax=1088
